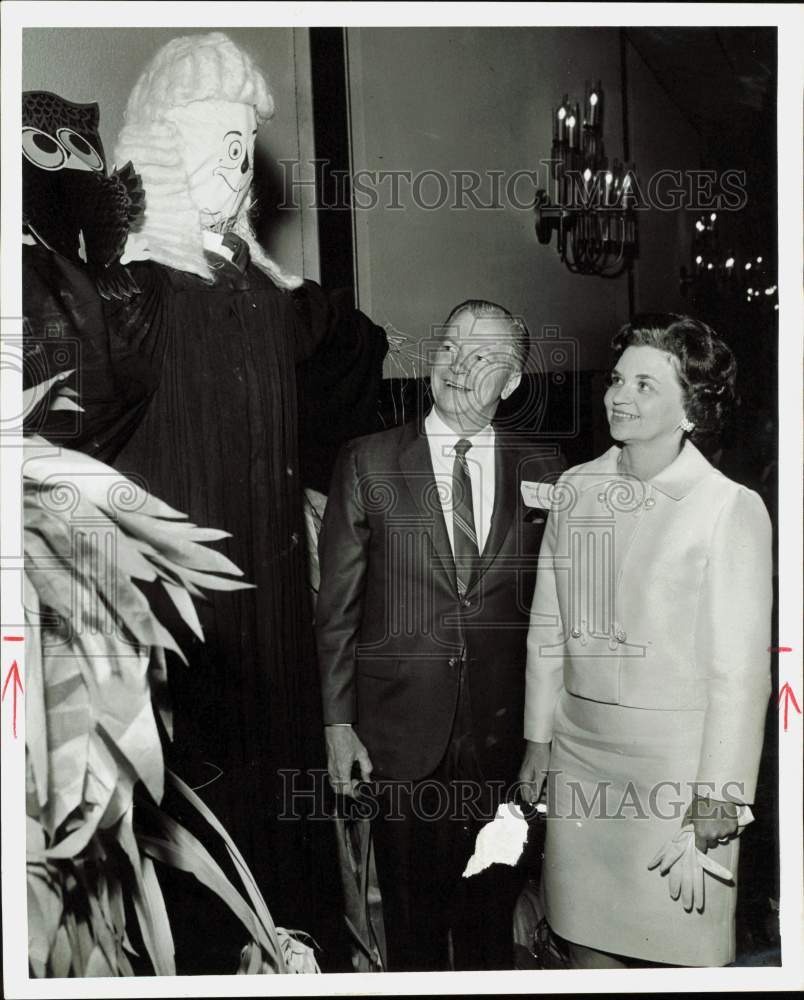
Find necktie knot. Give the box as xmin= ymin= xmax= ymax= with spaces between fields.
xmin=455 ymin=438 xmax=473 ymax=461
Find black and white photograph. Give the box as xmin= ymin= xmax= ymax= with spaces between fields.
xmin=1 ymin=3 xmax=801 ymax=996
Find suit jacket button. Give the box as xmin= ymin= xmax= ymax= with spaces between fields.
xmin=461 ymin=598 xmax=472 ymax=608
xmin=448 ymin=656 xmax=459 ymax=668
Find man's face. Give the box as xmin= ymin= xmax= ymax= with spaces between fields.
xmin=166 ymin=100 xmax=258 ymax=229
xmin=429 ymin=311 xmax=521 ymax=433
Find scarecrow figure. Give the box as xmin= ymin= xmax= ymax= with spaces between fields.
xmin=23 ymin=32 xmax=387 ymax=969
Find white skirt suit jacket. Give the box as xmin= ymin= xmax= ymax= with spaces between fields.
xmin=525 ymin=439 xmax=773 ymax=807
xmin=523 ymin=440 xmax=773 ymax=964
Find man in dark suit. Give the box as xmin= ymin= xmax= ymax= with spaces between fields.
xmin=316 ymin=300 xmax=563 ymax=970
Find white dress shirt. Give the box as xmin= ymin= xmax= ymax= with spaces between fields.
xmin=424 ymin=407 xmax=496 ymax=554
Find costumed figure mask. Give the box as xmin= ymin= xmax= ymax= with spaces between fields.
xmin=115 ymin=31 xmax=300 ymax=287
xmin=163 ymin=100 xmax=257 ymax=229
xmin=22 ymin=90 xmax=144 ymax=282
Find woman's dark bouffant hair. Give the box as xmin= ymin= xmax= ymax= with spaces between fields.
xmin=611 ymin=313 xmax=738 ymax=441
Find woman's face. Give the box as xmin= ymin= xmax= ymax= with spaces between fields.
xmin=604 ymin=344 xmax=688 ymax=448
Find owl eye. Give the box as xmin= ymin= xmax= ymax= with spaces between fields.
xmin=227 ymin=139 xmax=243 ymax=162
xmin=56 ymin=128 xmax=104 ymax=171
xmin=22 ymin=127 xmax=66 ymax=171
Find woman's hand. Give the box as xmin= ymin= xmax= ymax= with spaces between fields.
xmin=517 ymin=739 xmax=551 ymax=805
xmin=682 ymin=794 xmax=740 ymax=852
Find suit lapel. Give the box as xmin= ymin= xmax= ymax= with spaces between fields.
xmin=398 ymin=422 xmax=457 ymax=593
xmin=470 ymin=435 xmax=517 ymax=593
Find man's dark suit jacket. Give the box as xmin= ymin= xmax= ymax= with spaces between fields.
xmin=316 ymin=417 xmax=564 ymax=784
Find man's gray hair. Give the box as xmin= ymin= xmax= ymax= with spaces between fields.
xmin=443 ymin=299 xmax=530 ymax=371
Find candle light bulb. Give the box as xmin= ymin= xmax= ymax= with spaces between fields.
xmin=695 ymin=220 xmax=705 ymax=232
xmin=725 ymin=257 xmax=735 ymax=268
xmin=756 ymin=256 xmax=763 ymax=263
xmin=745 ymin=262 xmax=752 ymax=270
xmin=707 ymin=263 xmax=714 ymax=270
xmin=588 ymin=90 xmax=599 ymax=127
xmin=566 ymin=113 xmax=578 ymax=150
xmin=602 ymin=171 xmax=613 ymax=206
xmin=710 ymin=212 xmax=717 ymax=222
xmin=556 ymin=104 xmax=567 ymax=144
xmin=695 ymin=255 xmax=703 ymax=264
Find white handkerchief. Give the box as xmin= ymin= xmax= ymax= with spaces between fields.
xmin=520 ymin=481 xmax=556 ymax=510
xmin=462 ymin=802 xmax=529 ymax=878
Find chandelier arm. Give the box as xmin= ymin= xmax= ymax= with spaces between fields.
xmin=564 ymin=236 xmax=581 ymax=273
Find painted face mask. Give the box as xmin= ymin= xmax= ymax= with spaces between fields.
xmin=165 ymin=100 xmax=258 ymax=229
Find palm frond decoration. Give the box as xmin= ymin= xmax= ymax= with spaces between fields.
xmin=24 ymin=380 xmax=319 ymax=977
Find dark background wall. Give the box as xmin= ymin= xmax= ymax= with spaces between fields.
xmin=345 ymin=26 xmax=702 ymax=379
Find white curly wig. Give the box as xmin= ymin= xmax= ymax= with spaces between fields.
xmin=115 ymin=32 xmax=301 ymax=288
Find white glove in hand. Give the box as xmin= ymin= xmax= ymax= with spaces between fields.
xmin=462 ymin=803 xmax=529 ymax=878
xmin=647 ymin=825 xmax=735 ymax=912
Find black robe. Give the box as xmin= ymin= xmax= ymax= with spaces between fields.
xmin=23 ymin=243 xmax=387 ymax=967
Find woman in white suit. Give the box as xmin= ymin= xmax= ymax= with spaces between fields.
xmin=518 ymin=314 xmax=773 ymax=968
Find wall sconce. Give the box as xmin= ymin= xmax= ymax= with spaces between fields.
xmin=534 ymin=83 xmax=638 ymax=277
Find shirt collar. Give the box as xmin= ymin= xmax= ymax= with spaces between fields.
xmin=202 ymin=230 xmax=250 ymax=274
xmin=424 ymin=407 xmax=495 ymax=453
xmin=578 ymin=440 xmax=713 ymax=500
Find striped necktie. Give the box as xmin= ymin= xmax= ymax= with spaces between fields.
xmin=452 ymin=438 xmax=478 ymax=597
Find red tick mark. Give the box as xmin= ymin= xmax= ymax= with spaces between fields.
xmin=3 ymin=636 xmax=24 ymax=642
xmin=2 ymin=660 xmax=24 ymax=739
xmin=768 ymin=646 xmax=792 ymax=653
xmin=778 ymin=682 xmax=802 ymax=733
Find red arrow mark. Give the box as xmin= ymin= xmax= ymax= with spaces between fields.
xmin=777 ymin=682 xmax=802 ymax=733
xmin=2 ymin=660 xmax=24 ymax=739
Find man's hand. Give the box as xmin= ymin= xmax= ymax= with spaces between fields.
xmin=325 ymin=724 xmax=373 ymax=798
xmin=682 ymin=794 xmax=740 ymax=852
xmin=517 ymin=739 xmax=551 ymax=805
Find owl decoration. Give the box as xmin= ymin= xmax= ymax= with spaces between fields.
xmin=22 ymin=91 xmax=144 ymax=297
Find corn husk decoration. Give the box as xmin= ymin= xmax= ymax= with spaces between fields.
xmin=24 ymin=379 xmax=319 ymax=976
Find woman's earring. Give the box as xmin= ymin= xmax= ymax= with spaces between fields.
xmin=680 ymin=416 xmax=695 ymax=433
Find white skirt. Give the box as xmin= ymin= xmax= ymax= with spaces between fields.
xmin=543 ymin=691 xmax=740 ymax=966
